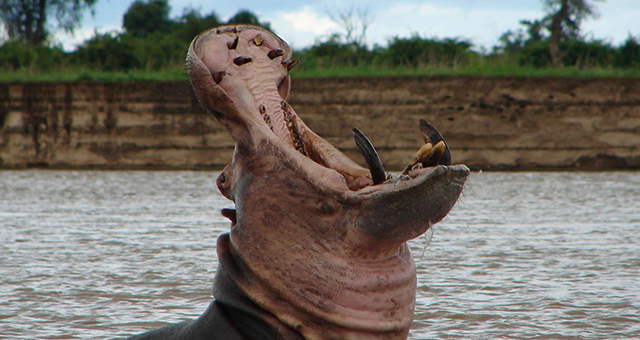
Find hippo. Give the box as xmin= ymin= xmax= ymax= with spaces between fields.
xmin=128 ymin=25 xmax=469 ymax=340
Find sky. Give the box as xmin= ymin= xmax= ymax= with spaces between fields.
xmin=55 ymin=0 xmax=640 ymax=51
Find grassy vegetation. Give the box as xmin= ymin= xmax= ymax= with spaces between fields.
xmin=290 ymin=64 xmax=640 ymax=79
xmin=1 ymin=63 xmax=637 ymax=83
xmin=0 ymin=67 xmax=189 ymax=82
xmin=2 ymin=2 xmax=639 ymax=82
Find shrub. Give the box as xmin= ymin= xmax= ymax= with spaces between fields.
xmin=72 ymin=32 xmax=139 ymax=71
xmin=0 ymin=41 xmax=66 ymax=71
xmin=518 ymin=41 xmax=552 ymax=68
xmin=297 ymin=35 xmax=375 ymax=69
xmin=562 ymin=39 xmax=615 ymax=68
xmin=384 ymin=35 xmax=472 ymax=68
xmin=614 ymin=36 xmax=640 ymax=68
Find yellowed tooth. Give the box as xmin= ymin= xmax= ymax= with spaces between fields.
xmin=415 ymin=142 xmax=435 ymax=163
xmin=253 ymin=34 xmax=263 ymax=46
xmin=402 ymin=143 xmax=433 ymax=175
xmin=422 ymin=141 xmax=446 ymax=166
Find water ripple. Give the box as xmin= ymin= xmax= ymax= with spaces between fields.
xmin=1 ymin=170 xmax=639 ymax=339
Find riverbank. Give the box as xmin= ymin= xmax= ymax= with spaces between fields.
xmin=1 ymin=76 xmax=639 ymax=170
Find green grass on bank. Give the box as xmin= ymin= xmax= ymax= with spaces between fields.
xmin=0 ymin=67 xmax=190 ymax=82
xmin=1 ymin=64 xmax=639 ymax=82
xmin=292 ymin=64 xmax=640 ymax=78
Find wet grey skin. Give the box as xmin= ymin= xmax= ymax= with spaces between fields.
xmin=128 ymin=25 xmax=469 ymax=340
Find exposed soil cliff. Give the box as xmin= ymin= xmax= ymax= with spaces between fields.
xmin=1 ymin=76 xmax=639 ymax=170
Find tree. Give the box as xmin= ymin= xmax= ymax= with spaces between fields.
xmin=327 ymin=5 xmax=374 ymax=46
xmin=615 ymin=35 xmax=640 ymax=68
xmin=496 ymin=19 xmax=546 ymax=54
xmin=227 ymin=9 xmax=273 ymax=32
xmin=73 ymin=32 xmax=139 ymax=71
xmin=174 ymin=7 xmax=220 ymax=42
xmin=0 ymin=0 xmax=96 ymax=45
xmin=544 ymin=0 xmax=603 ymax=67
xmin=521 ymin=19 xmax=546 ymax=44
xmin=123 ymin=0 xmax=171 ymax=38
xmin=497 ymin=29 xmax=525 ymax=53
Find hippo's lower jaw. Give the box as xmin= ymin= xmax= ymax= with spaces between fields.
xmin=138 ymin=25 xmax=469 ymax=340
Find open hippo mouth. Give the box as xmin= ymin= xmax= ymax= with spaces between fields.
xmin=186 ymin=25 xmax=469 ymax=339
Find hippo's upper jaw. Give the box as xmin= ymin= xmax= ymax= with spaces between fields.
xmin=187 ymin=25 xmax=469 ymax=340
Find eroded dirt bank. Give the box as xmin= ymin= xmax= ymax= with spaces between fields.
xmin=1 ymin=76 xmax=639 ymax=170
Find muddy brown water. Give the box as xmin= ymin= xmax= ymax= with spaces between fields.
xmin=1 ymin=170 xmax=639 ymax=339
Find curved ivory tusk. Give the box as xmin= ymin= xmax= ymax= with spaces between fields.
xmin=352 ymin=127 xmax=387 ymax=185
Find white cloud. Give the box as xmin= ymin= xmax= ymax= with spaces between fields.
xmin=387 ymin=2 xmax=418 ymax=15
xmin=53 ymin=25 xmax=122 ymax=51
xmin=368 ymin=3 xmax=541 ymax=49
xmin=26 ymin=0 xmax=638 ymax=53
xmin=271 ymin=5 xmax=340 ymax=48
xmin=281 ymin=6 xmax=338 ymax=35
xmin=582 ymin=0 xmax=640 ymax=45
xmin=418 ymin=3 xmax=450 ymax=16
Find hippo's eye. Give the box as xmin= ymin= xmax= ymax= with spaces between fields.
xmin=219 ymin=173 xmax=226 ymax=184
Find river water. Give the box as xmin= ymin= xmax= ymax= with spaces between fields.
xmin=1 ymin=170 xmax=639 ymax=339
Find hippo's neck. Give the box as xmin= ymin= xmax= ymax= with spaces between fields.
xmin=212 ymin=234 xmax=305 ymax=340
xmin=215 ymin=231 xmax=417 ymax=340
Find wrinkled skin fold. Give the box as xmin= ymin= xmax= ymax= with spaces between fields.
xmin=129 ymin=25 xmax=469 ymax=340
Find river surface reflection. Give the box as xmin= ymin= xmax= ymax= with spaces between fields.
xmin=1 ymin=170 xmax=639 ymax=339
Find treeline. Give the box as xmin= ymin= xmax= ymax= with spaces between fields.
xmin=0 ymin=1 xmax=263 ymax=72
xmin=492 ymin=18 xmax=640 ymax=70
xmin=0 ymin=0 xmax=639 ymax=76
xmin=294 ymin=18 xmax=640 ymax=72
